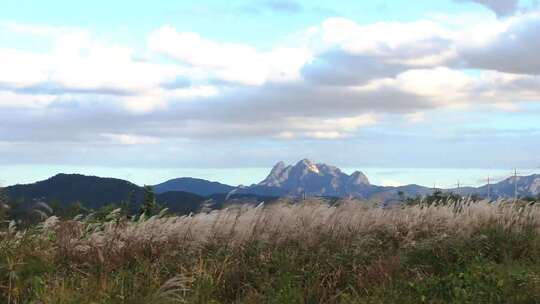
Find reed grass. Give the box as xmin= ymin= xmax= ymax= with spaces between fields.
xmin=2 ymin=198 xmax=540 ymax=303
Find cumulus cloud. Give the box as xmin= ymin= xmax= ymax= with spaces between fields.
xmin=302 ymin=51 xmax=407 ymax=86
xmin=0 ymin=79 xmax=428 ymax=147
xmin=147 ymin=26 xmax=312 ymax=85
xmin=1 ymin=12 xmax=540 ymax=155
xmin=300 ymin=18 xmax=457 ymax=86
xmin=459 ymin=13 xmax=540 ymax=74
xmin=0 ymin=23 xmax=193 ymax=112
xmin=469 ymin=71 xmax=540 ymax=104
xmin=320 ymin=18 xmax=455 ymax=63
xmin=393 ymin=68 xmax=473 ymax=101
xmin=0 ymin=24 xmax=242 ymax=115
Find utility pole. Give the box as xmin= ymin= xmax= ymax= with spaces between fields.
xmin=513 ymin=169 xmax=519 ymax=201
xmin=455 ymin=180 xmax=461 ymax=196
xmin=486 ymin=176 xmax=491 ymax=201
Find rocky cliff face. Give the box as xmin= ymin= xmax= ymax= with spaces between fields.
xmin=528 ymin=176 xmax=540 ymax=194
xmin=258 ymin=159 xmax=370 ymax=197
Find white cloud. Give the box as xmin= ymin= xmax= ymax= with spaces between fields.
xmin=306 ymin=131 xmax=346 ymax=139
xmin=0 ymin=49 xmax=49 ymax=89
xmin=1 ymin=11 xmax=540 ymax=150
xmin=101 ymin=133 xmax=160 ymax=145
xmin=0 ymin=23 xmax=185 ymax=111
xmin=0 ymin=90 xmax=56 ymax=108
xmin=471 ymin=70 xmax=540 ymax=103
xmin=301 ymin=18 xmax=461 ymax=86
xmin=395 ymin=68 xmax=473 ymax=98
xmin=273 ymin=114 xmax=377 ymax=139
xmin=2 ymin=8 xmax=540 ymax=172
xmin=459 ymin=13 xmax=540 ymax=74
xmin=148 ymin=25 xmax=312 ymax=85
xmin=351 ymin=67 xmax=474 ymax=108
xmin=121 ymin=85 xmax=219 ymax=113
xmin=320 ymin=17 xmax=455 ymax=66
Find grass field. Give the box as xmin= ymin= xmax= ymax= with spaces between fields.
xmin=2 ymin=198 xmax=540 ymax=303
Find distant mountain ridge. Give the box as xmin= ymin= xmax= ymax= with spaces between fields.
xmin=458 ymin=174 xmax=540 ymax=199
xmin=3 ymin=173 xmax=274 ymax=215
xmin=256 ymin=160 xmax=540 ymax=200
xmin=153 ymin=177 xmax=287 ymax=197
xmin=154 ymin=177 xmax=235 ymax=196
xmin=5 ymin=174 xmax=145 ymax=210
xmin=4 ymin=174 xmax=207 ymax=215
xmin=3 ymin=161 xmax=540 ymax=215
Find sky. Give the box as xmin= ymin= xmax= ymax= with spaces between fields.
xmin=0 ymin=0 xmax=539 ymax=187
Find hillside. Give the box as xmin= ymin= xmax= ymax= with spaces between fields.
xmin=4 ymin=174 xmax=206 ymax=215
xmin=5 ymin=174 xmax=145 ymax=210
xmin=4 ymin=164 xmax=540 ymax=216
xmin=459 ymin=174 xmax=540 ymax=198
xmin=154 ymin=177 xmax=235 ymax=196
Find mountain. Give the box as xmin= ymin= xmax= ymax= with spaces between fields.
xmin=257 ymin=159 xmax=371 ymax=197
xmin=4 ymin=174 xmax=206 ymax=215
xmin=154 ymin=177 xmax=235 ymax=196
xmin=3 ymin=174 xmax=281 ymax=216
xmin=155 ymin=191 xmax=206 ymax=214
xmin=5 ymin=174 xmax=145 ymax=210
xmin=3 ymin=164 xmax=539 ymax=216
xmin=254 ymin=160 xmax=540 ymax=200
xmin=457 ymin=174 xmax=540 ymax=198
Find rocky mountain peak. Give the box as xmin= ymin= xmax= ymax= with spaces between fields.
xmin=296 ymin=159 xmax=320 ymax=174
xmin=258 ymin=159 xmax=371 ymax=196
xmin=529 ymin=176 xmax=540 ymax=194
xmin=349 ymin=171 xmax=370 ymax=185
xmin=270 ymin=161 xmax=287 ymax=175
xmin=260 ymin=161 xmax=291 ymax=187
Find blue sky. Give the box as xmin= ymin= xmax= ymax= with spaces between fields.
xmin=0 ymin=0 xmax=539 ymax=187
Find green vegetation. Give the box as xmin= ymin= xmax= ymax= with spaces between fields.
xmin=398 ymin=190 xmax=476 ymax=207
xmin=2 ymin=198 xmax=540 ymax=303
xmin=0 ymin=189 xmax=9 ymax=223
xmin=140 ymin=185 xmax=163 ymax=217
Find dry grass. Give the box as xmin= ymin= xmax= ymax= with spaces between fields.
xmin=47 ymin=199 xmax=540 ymax=262
xmin=3 ymin=198 xmax=540 ymax=303
xmin=62 ymin=201 xmax=540 ymax=242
